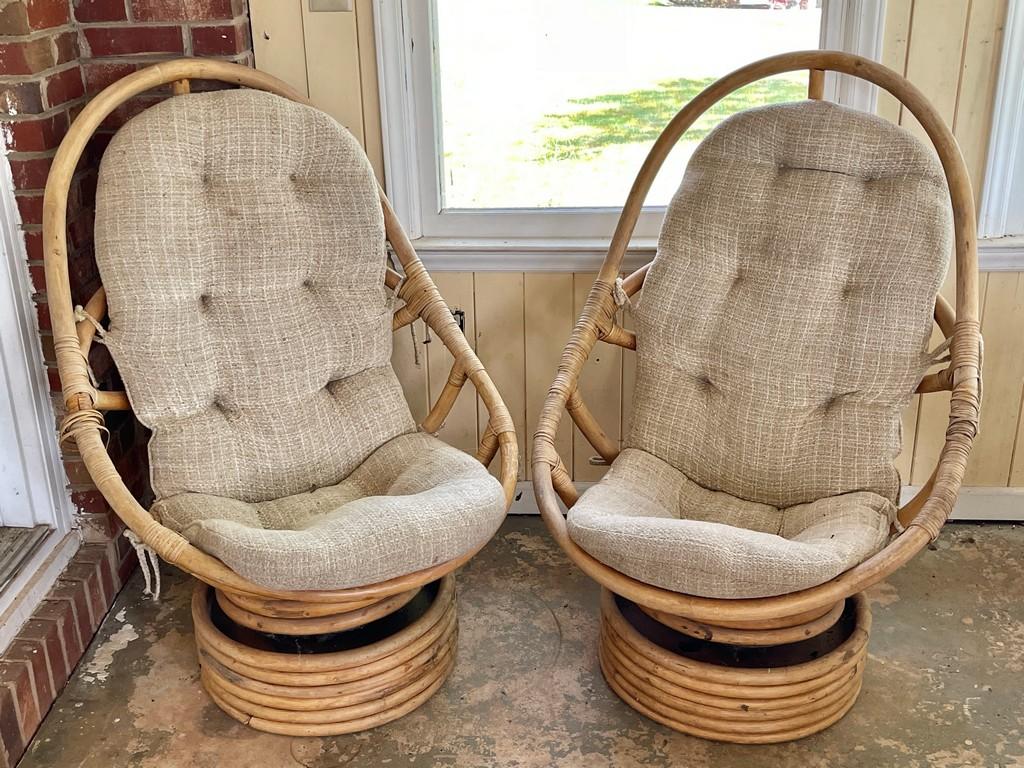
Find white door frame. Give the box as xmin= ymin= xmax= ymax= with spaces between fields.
xmin=0 ymin=155 xmax=80 ymax=650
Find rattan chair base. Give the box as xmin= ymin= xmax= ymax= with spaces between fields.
xmin=599 ymin=589 xmax=870 ymax=744
xmin=192 ymin=574 xmax=457 ymax=736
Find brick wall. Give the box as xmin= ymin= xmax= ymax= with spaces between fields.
xmin=0 ymin=1 xmax=253 ymax=764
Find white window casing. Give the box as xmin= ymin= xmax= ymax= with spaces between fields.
xmin=375 ymin=0 xmax=886 ymax=270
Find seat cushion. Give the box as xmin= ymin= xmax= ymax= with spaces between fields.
xmin=567 ymin=449 xmax=894 ymax=599
xmin=95 ymin=89 xmax=414 ymax=503
xmin=153 ymin=432 xmax=505 ymax=591
xmin=628 ymin=100 xmax=951 ymax=509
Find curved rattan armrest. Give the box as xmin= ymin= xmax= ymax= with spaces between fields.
xmin=532 ymin=50 xmax=981 ymax=623
xmin=44 ymin=58 xmax=519 ymax=605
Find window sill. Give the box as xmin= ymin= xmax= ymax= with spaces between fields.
xmin=979 ymin=237 xmax=1024 ymax=271
xmin=406 ymin=236 xmax=657 ymax=272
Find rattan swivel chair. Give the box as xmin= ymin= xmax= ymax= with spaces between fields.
xmin=533 ymin=51 xmax=981 ymax=744
xmin=44 ymin=60 xmax=518 ymax=736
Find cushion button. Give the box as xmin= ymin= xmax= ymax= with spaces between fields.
xmin=199 ymin=294 xmax=212 ymax=310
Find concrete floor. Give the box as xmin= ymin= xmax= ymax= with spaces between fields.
xmin=20 ymin=517 xmax=1024 ymax=768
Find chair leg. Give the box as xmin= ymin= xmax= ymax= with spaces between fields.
xmin=598 ymin=589 xmax=871 ymax=744
xmin=190 ymin=575 xmax=457 ymax=735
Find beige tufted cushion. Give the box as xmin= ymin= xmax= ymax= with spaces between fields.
xmin=95 ymin=90 xmax=506 ymax=591
xmin=153 ymin=433 xmax=506 ymax=591
xmin=96 ymin=89 xmax=414 ymax=503
xmin=569 ymin=101 xmax=951 ymax=598
xmin=628 ymin=100 xmax=950 ymax=508
xmin=569 ymin=449 xmax=893 ymax=598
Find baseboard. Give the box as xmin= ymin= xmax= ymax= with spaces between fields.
xmin=511 ymin=481 xmax=1024 ymax=522
xmin=900 ymin=485 xmax=1024 ymax=521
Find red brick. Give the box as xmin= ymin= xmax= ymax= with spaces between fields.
xmin=61 ymin=569 xmax=106 ymax=630
xmin=131 ymin=0 xmax=240 ymax=21
xmin=0 ymin=684 xmax=26 ymax=767
xmin=191 ymin=18 xmax=249 ymax=55
xmin=54 ymin=30 xmax=80 ymax=65
xmin=0 ymin=38 xmax=54 ymax=75
xmin=73 ymin=0 xmax=128 ymax=22
xmin=46 ymin=365 xmax=61 ymax=391
xmin=8 ymin=154 xmax=53 ymax=190
xmin=0 ymin=2 xmax=31 ymax=35
xmin=0 ymin=81 xmax=44 ymax=115
xmin=83 ymin=25 xmax=184 ymax=56
xmin=31 ymin=602 xmax=83 ymax=669
xmin=2 ymin=111 xmax=68 ymax=153
xmin=27 ymin=0 xmax=71 ymax=30
xmin=29 ymin=265 xmax=47 ymax=293
xmin=78 ymin=545 xmax=117 ymax=604
xmin=23 ymin=229 xmax=43 ymax=260
xmin=15 ymin=192 xmax=43 ymax=225
xmin=44 ymin=65 xmax=84 ymax=109
xmin=16 ymin=618 xmax=70 ymax=685
xmin=4 ymin=640 xmax=54 ymax=713
xmin=83 ymin=61 xmax=135 ymax=93
xmin=44 ymin=584 xmax=92 ymax=649
xmin=0 ymin=660 xmax=40 ymax=745
xmin=70 ymin=489 xmax=109 ymax=516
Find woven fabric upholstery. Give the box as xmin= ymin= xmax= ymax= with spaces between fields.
xmin=569 ymin=449 xmax=893 ymax=598
xmin=95 ymin=90 xmax=415 ymax=503
xmin=154 ymin=432 xmax=506 ymax=591
xmin=569 ymin=101 xmax=951 ymax=598
xmin=628 ymin=100 xmax=951 ymax=509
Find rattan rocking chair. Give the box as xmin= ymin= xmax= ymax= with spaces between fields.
xmin=43 ymin=60 xmax=518 ymax=736
xmin=532 ymin=51 xmax=981 ymax=744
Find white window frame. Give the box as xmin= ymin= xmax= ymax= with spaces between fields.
xmin=375 ymin=0 xmax=885 ymax=269
xmin=977 ymin=0 xmax=1024 ymax=271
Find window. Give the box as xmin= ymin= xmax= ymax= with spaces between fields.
xmin=977 ymin=0 xmax=1024 ymax=270
xmin=376 ymin=0 xmax=884 ymax=264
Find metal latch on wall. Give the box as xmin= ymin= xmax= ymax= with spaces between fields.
xmin=308 ymin=0 xmax=353 ymax=10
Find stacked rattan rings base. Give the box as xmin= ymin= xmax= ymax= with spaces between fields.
xmin=599 ymin=589 xmax=871 ymax=744
xmin=191 ymin=574 xmax=457 ymax=736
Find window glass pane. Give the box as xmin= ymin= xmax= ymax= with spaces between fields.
xmin=435 ymin=0 xmax=821 ymax=210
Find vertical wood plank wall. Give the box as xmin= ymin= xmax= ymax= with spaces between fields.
xmin=252 ymin=0 xmax=1023 ymax=488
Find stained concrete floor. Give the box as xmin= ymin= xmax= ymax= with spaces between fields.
xmin=20 ymin=517 xmax=1024 ymax=768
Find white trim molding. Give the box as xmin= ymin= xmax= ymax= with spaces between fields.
xmin=821 ymin=0 xmax=886 ymax=113
xmin=0 ymin=154 xmax=80 ymax=649
xmin=977 ymin=0 xmax=1024 ymax=245
xmin=0 ymin=157 xmax=73 ymax=532
xmin=979 ymin=236 xmax=1024 ymax=272
xmin=375 ymin=0 xmax=886 ymax=270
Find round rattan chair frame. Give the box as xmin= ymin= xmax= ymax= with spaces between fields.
xmin=531 ymin=51 xmax=981 ymax=740
xmin=43 ymin=59 xmax=518 ymax=732
xmin=532 ymin=49 xmax=981 ymax=625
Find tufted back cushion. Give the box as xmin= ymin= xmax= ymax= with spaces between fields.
xmin=628 ymin=100 xmax=951 ymax=508
xmin=95 ymin=90 xmax=414 ymax=504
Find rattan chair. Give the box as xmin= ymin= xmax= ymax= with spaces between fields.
xmin=532 ymin=51 xmax=981 ymax=744
xmin=43 ymin=60 xmax=518 ymax=736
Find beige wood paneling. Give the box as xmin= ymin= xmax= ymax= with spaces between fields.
xmin=877 ymin=0 xmax=913 ymax=124
xmin=524 ymin=273 xmax=575 ymax=479
xmin=354 ymin=0 xmax=385 ymax=181
xmin=249 ymin=0 xmax=309 ymax=97
xmin=427 ymin=272 xmax=479 ymax=455
xmin=474 ymin=273 xmax=527 ymax=480
xmin=391 ymin=310 xmax=430 ymax=426
xmin=965 ymin=272 xmax=1024 ymax=485
xmin=299 ymin=4 xmax=365 ymax=140
xmin=572 ymin=274 xmax=621 ymax=482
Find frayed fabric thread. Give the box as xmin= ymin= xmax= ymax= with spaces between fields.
xmin=124 ymin=529 xmax=161 ymax=601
